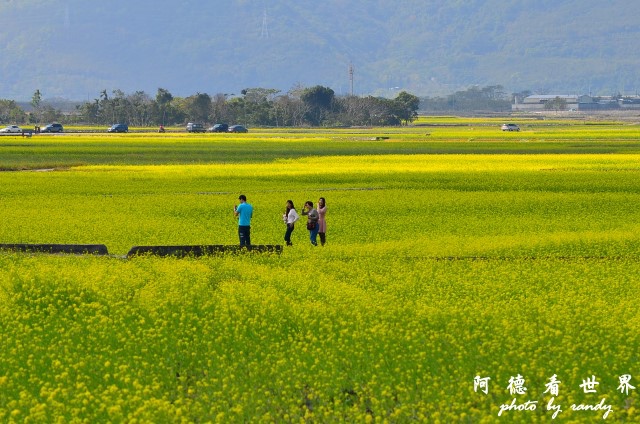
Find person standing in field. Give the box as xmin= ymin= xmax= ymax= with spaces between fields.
xmin=302 ymin=200 xmax=320 ymax=246
xmin=234 ymin=194 xmax=253 ymax=247
xmin=317 ymin=197 xmax=327 ymax=246
xmin=283 ymin=200 xmax=299 ymax=246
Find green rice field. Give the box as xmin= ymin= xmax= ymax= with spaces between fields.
xmin=1 ymin=117 xmax=639 ymax=422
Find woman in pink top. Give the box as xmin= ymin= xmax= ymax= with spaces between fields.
xmin=317 ymin=197 xmax=327 ymax=246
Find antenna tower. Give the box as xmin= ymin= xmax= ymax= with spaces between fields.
xmin=349 ymin=63 xmax=354 ymax=96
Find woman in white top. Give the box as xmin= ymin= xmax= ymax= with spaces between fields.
xmin=283 ymin=200 xmax=299 ymax=246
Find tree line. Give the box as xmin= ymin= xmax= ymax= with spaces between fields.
xmin=419 ymin=85 xmax=512 ymax=112
xmin=2 ymin=84 xmax=537 ymax=128
xmin=1 ymin=86 xmax=421 ymax=128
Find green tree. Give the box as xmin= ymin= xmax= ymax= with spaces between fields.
xmin=97 ymin=89 xmax=115 ymax=124
xmin=128 ymin=91 xmax=153 ymax=127
xmin=393 ymin=91 xmax=420 ymax=124
xmin=31 ymin=89 xmax=42 ymax=124
xmin=109 ymin=89 xmax=129 ymax=124
xmin=335 ymin=96 xmax=400 ymax=126
xmin=210 ymin=93 xmax=233 ymax=124
xmin=184 ymin=92 xmax=212 ymax=123
xmin=0 ymin=99 xmax=27 ymax=124
xmin=240 ymin=88 xmax=280 ymax=126
xmin=300 ymin=85 xmax=335 ymax=125
xmin=76 ymin=100 xmax=100 ymax=124
xmin=272 ymin=93 xmax=307 ymax=127
xmin=155 ymin=88 xmax=173 ymax=125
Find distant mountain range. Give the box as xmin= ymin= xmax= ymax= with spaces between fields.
xmin=2 ymin=0 xmax=640 ymax=101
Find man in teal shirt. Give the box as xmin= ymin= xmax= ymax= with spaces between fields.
xmin=234 ymin=194 xmax=253 ymax=247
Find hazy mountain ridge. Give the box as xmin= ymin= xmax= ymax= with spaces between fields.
xmin=1 ymin=0 xmax=639 ymax=100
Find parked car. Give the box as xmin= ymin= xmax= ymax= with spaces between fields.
xmin=501 ymin=123 xmax=520 ymax=131
xmin=107 ymin=124 xmax=129 ymax=133
xmin=208 ymin=123 xmax=229 ymax=132
xmin=0 ymin=125 xmax=22 ymax=133
xmin=228 ymin=125 xmax=248 ymax=133
xmin=41 ymin=123 xmax=64 ymax=133
xmin=186 ymin=122 xmax=206 ymax=133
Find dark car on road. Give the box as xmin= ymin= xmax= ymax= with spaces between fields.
xmin=186 ymin=122 xmax=206 ymax=133
xmin=41 ymin=123 xmax=64 ymax=133
xmin=228 ymin=125 xmax=248 ymax=133
xmin=107 ymin=124 xmax=129 ymax=133
xmin=208 ymin=123 xmax=229 ymax=132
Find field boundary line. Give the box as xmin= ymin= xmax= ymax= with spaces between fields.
xmin=398 ymin=255 xmax=638 ymax=261
xmin=193 ymin=187 xmax=386 ymax=195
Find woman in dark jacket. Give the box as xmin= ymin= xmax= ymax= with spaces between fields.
xmin=302 ymin=200 xmax=320 ymax=246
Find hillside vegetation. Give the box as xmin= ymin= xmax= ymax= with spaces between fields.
xmin=2 ymin=1 xmax=640 ymax=104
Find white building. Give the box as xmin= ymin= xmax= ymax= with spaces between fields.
xmin=513 ymin=95 xmax=579 ymax=111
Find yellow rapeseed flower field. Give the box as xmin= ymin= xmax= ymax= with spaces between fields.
xmin=1 ymin=126 xmax=639 ymax=422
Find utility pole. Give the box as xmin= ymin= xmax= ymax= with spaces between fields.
xmin=349 ymin=63 xmax=354 ymax=96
